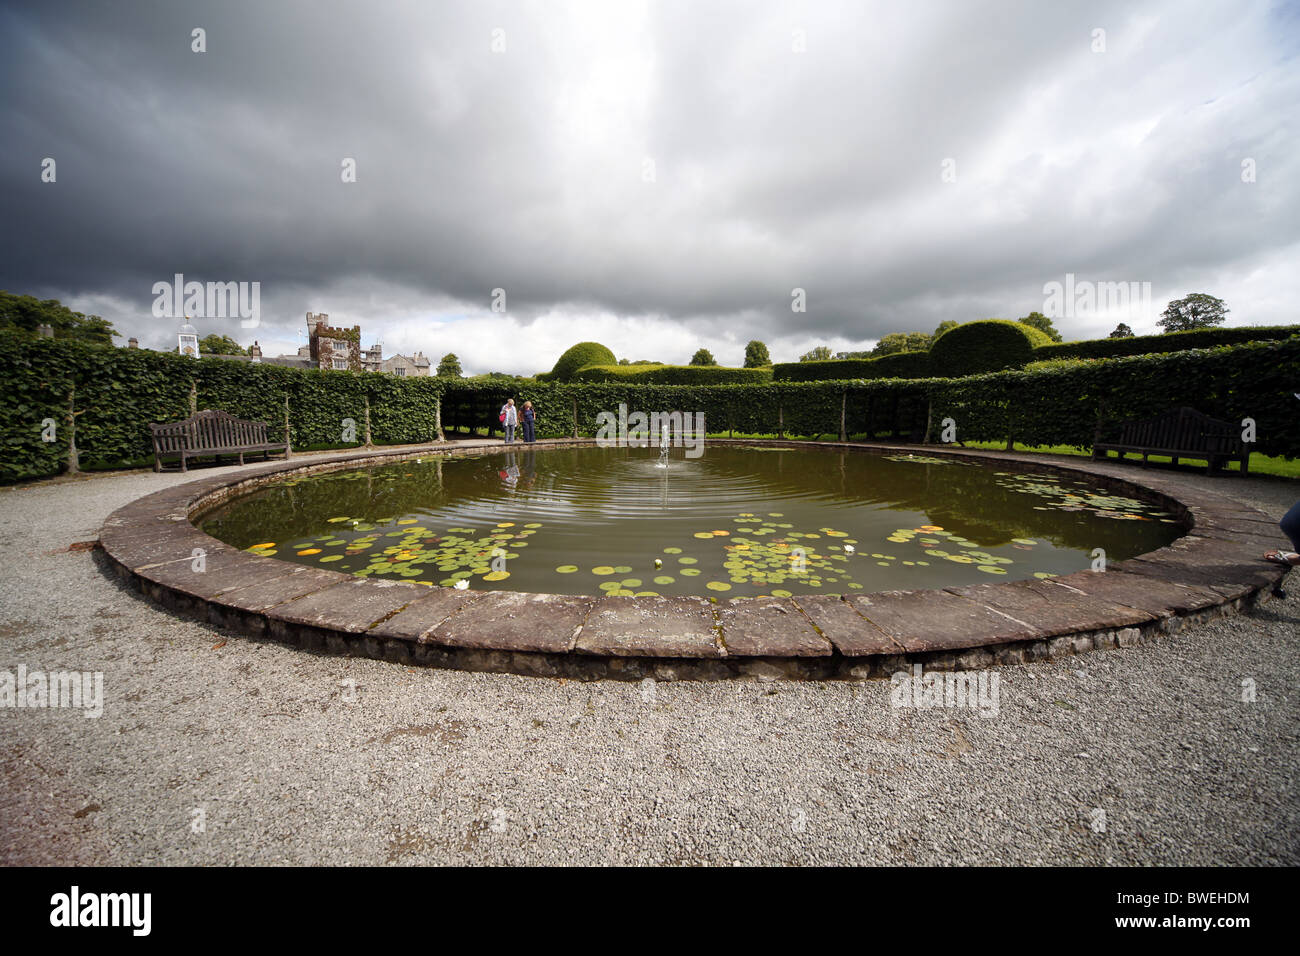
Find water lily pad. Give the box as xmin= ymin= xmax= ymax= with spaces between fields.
xmin=555 ymin=565 xmax=579 ymax=573
xmin=706 ymin=581 xmax=731 ymax=591
xmin=483 ymin=570 xmax=510 ymax=581
xmin=592 ymin=566 xmax=616 ymax=575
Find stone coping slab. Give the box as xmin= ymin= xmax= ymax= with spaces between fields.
xmin=97 ymin=437 xmax=1290 ymax=680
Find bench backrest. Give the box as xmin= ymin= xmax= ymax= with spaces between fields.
xmin=1114 ymin=407 xmax=1243 ymax=454
xmin=150 ymin=410 xmax=270 ymax=452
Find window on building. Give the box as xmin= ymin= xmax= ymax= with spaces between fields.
xmin=332 ymin=357 xmax=348 ymax=370
xmin=394 ymin=366 xmax=406 ymax=376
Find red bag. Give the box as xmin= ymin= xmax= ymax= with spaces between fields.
xmin=499 ymin=412 xmax=506 ymax=422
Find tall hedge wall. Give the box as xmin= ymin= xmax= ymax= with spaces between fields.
xmin=1034 ymin=324 xmax=1300 ymax=361
xmin=571 ymin=363 xmax=773 ymax=384
xmin=773 ymin=350 xmax=931 ymax=382
xmin=0 ymin=333 xmax=447 ymax=483
xmin=3 ymin=333 xmax=1297 ymax=484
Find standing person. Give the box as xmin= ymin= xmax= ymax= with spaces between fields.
xmin=500 ymin=398 xmax=517 ymax=443
xmin=521 ymin=400 xmax=537 ymax=444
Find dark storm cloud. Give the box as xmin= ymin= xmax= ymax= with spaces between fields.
xmin=2 ymin=0 xmax=1298 ymax=369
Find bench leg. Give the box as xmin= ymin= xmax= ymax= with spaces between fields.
xmin=180 ymin=453 xmax=187 ymax=473
xmin=1241 ymin=455 xmax=1250 ymax=476
xmin=239 ymin=452 xmax=245 ymax=465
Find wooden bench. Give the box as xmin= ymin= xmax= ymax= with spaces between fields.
xmin=1092 ymin=406 xmax=1248 ymax=475
xmin=150 ymin=409 xmax=289 ymax=472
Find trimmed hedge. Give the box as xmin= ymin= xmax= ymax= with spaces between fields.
xmin=571 ymin=363 xmax=772 ymax=384
xmin=929 ymin=338 xmax=1300 ymax=457
xmin=1034 ymin=324 xmax=1300 ymax=361
xmin=0 ymin=333 xmax=448 ymax=482
xmin=549 ymin=341 xmax=617 ymax=381
xmin=773 ymin=350 xmax=931 ymax=382
xmin=4 ymin=333 xmax=1297 ymax=484
xmin=930 ymin=319 xmax=1053 ymax=377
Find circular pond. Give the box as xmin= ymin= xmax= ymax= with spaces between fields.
xmin=198 ymin=445 xmax=1184 ymax=598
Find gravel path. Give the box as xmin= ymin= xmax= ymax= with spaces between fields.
xmin=2 ymin=453 xmax=1297 ymax=865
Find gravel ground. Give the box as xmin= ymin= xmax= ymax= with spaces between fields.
xmin=1 ymin=454 xmax=1297 ymax=866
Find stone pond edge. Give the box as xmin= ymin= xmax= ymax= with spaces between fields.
xmin=96 ymin=437 xmax=1290 ymax=681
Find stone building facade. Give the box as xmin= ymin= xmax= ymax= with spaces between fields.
xmin=307 ymin=312 xmax=362 ymax=372
xmin=360 ymin=341 xmax=431 ymax=376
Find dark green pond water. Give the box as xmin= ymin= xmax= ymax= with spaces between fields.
xmin=198 ymin=446 xmax=1183 ymax=598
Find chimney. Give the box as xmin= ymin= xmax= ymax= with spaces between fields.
xmin=127 ymin=337 xmax=139 ymax=349
xmin=36 ymin=323 xmax=54 ymax=338
xmin=250 ymin=341 xmax=262 ymax=361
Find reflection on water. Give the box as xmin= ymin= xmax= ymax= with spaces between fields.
xmin=199 ymin=446 xmax=1183 ymax=598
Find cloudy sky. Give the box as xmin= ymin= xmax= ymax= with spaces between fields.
xmin=3 ymin=0 xmax=1298 ymax=373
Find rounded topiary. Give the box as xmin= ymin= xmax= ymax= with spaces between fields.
xmin=549 ymin=341 xmax=617 ymax=381
xmin=929 ymin=320 xmax=1053 ymax=378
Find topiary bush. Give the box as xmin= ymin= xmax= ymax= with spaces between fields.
xmin=549 ymin=341 xmax=617 ymax=381
xmin=929 ymin=319 xmax=1051 ymax=377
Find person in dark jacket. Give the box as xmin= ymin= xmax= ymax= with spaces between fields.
xmin=521 ymin=401 xmax=537 ymax=443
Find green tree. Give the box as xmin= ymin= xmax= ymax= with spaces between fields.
xmin=743 ymin=340 xmax=771 ymax=367
xmin=1159 ymin=293 xmax=1228 ymax=332
xmin=436 ymin=353 xmax=463 ymax=377
xmin=0 ymin=291 xmax=118 ymax=345
xmin=197 ymin=334 xmax=246 ymax=355
xmin=932 ymin=320 xmax=959 ymax=340
xmin=1017 ymin=311 xmax=1063 ymax=343
xmin=799 ymin=345 xmax=834 ymax=362
xmin=871 ymin=332 xmax=930 ymax=356
xmin=1109 ymin=323 xmax=1135 ymax=338
xmin=690 ymin=348 xmax=717 ymax=366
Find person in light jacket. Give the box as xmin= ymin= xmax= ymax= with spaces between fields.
xmin=500 ymin=398 xmax=518 ymax=443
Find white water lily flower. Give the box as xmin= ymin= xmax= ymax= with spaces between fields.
xmin=453 ymin=579 xmax=469 ymax=590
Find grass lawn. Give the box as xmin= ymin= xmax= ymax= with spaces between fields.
xmin=959 ymin=441 xmax=1300 ymax=480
